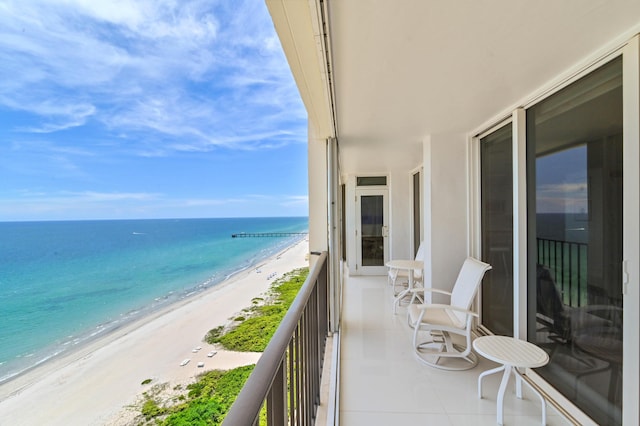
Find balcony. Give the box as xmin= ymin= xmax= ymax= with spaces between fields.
xmin=335 ymin=273 xmax=572 ymax=425
xmin=225 ymin=251 xmax=574 ymax=425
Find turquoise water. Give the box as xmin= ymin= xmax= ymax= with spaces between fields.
xmin=0 ymin=217 xmax=308 ymax=383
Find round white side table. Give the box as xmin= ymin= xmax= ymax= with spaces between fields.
xmin=473 ymin=335 xmax=549 ymax=425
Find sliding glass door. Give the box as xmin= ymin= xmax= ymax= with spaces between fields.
xmin=526 ymin=56 xmax=623 ymax=425
xmin=480 ymin=124 xmax=514 ymax=336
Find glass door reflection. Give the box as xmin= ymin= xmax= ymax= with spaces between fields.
xmin=527 ymin=57 xmax=623 ymax=425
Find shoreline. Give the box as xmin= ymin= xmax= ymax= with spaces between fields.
xmin=0 ymin=238 xmax=309 ymax=425
xmin=0 ymin=234 xmax=305 ymax=387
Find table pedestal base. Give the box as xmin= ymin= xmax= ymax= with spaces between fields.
xmin=478 ymin=364 xmax=546 ymax=425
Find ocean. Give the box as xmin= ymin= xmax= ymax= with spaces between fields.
xmin=0 ymin=217 xmax=308 ymax=384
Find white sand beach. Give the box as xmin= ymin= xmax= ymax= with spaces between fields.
xmin=0 ymin=238 xmax=309 ymax=426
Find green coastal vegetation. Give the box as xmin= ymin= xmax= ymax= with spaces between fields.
xmin=206 ymin=268 xmax=308 ymax=352
xmin=135 ymin=267 xmax=309 ymax=425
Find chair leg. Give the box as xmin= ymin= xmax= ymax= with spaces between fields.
xmin=413 ymin=329 xmax=478 ymax=370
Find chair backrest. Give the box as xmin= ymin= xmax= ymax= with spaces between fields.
xmin=413 ymin=241 xmax=425 ymax=279
xmin=449 ymin=257 xmax=492 ymax=326
xmin=536 ymin=264 xmax=570 ymax=339
xmin=414 ymin=241 xmax=425 ymax=261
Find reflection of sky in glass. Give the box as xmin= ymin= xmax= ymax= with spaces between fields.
xmin=537 ymin=145 xmax=587 ymax=213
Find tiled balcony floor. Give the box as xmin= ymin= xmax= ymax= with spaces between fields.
xmin=338 ymin=274 xmax=572 ymax=426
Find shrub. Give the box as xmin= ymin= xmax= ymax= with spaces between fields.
xmin=216 ymin=268 xmax=308 ymax=352
xmin=161 ymin=365 xmax=254 ymax=425
xmin=141 ymin=399 xmax=166 ymax=418
xmin=204 ymin=325 xmax=224 ymax=345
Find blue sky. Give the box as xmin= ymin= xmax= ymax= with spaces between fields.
xmin=0 ymin=0 xmax=308 ymax=221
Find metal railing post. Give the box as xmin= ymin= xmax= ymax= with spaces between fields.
xmin=267 ymin=361 xmax=287 ymax=425
xmin=536 ymin=238 xmax=588 ymax=307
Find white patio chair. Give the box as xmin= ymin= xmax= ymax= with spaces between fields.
xmin=408 ymin=257 xmax=491 ymax=370
xmin=388 ymin=241 xmax=424 ymax=293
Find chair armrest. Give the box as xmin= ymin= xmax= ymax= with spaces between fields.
xmin=409 ymin=287 xmax=452 ymax=296
xmin=572 ymin=305 xmax=623 ymax=329
xmin=414 ymin=303 xmax=479 ymax=318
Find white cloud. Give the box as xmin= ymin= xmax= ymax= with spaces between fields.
xmin=58 ymin=0 xmax=160 ymax=32
xmin=8 ymin=189 xmax=159 ymax=202
xmin=537 ymin=182 xmax=588 ymax=213
xmin=10 ymin=139 xmax=94 ymax=156
xmin=283 ymin=195 xmax=309 ymax=206
xmin=0 ymin=189 xmax=159 ymax=220
xmin=538 ymin=182 xmax=587 ymax=195
xmin=75 ymin=191 xmax=159 ymax=201
xmin=20 ymin=103 xmax=97 ymax=133
xmin=0 ymin=0 xmax=305 ymax=151
xmin=182 ymin=197 xmax=245 ymax=207
xmin=0 ymin=190 xmax=309 ymax=221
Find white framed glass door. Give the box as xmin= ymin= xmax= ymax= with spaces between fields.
xmin=355 ymin=188 xmax=389 ymax=274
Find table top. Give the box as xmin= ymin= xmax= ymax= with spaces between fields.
xmin=386 ymin=259 xmax=423 ymax=270
xmin=473 ymin=335 xmax=549 ymax=368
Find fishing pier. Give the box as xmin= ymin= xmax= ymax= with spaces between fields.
xmin=231 ymin=232 xmax=308 ymax=238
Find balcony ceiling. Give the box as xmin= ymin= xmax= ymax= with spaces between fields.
xmin=328 ymin=0 xmax=640 ymax=149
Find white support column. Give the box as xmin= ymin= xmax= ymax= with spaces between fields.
xmin=422 ymin=133 xmax=469 ymax=300
xmin=327 ymin=137 xmax=340 ymax=332
xmin=308 ymin=122 xmax=329 ymax=267
xmin=512 ymin=108 xmax=527 ymax=340
xmin=422 ymin=135 xmax=433 ymax=302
